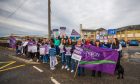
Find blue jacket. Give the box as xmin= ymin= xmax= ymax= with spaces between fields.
xmin=49 ymin=48 xmax=56 ymax=56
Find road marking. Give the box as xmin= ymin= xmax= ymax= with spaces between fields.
xmin=33 ymin=66 xmax=43 ymax=72
xmin=135 ymin=52 xmax=140 ymax=55
xmin=50 ymin=77 xmax=60 ymax=84
xmin=9 ymin=55 xmax=40 ymax=64
xmin=0 ymin=61 xmax=16 ymax=64
xmin=0 ymin=61 xmax=16 ymax=69
xmin=0 ymin=64 xmax=25 ymax=72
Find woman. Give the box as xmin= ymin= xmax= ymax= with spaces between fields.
xmin=92 ymin=40 xmax=102 ymax=77
xmin=60 ymin=42 xmax=66 ymax=69
xmin=110 ymin=38 xmax=122 ymax=71
xmin=36 ymin=39 xmax=42 ymax=62
xmin=77 ymin=39 xmax=85 ymax=76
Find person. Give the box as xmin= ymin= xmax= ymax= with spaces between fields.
xmin=36 ymin=39 xmax=42 ymax=62
xmin=43 ymin=39 xmax=50 ymax=63
xmin=103 ymin=40 xmax=112 ymax=48
xmin=27 ymin=39 xmax=36 ymax=61
xmin=67 ymin=37 xmax=72 ymax=45
xmin=39 ymin=42 xmax=45 ymax=62
xmin=60 ymin=42 xmax=66 ymax=69
xmin=16 ymin=40 xmax=22 ymax=55
xmin=22 ymin=39 xmax=29 ymax=56
xmin=61 ymin=35 xmax=67 ymax=45
xmin=77 ymin=39 xmax=85 ymax=76
xmin=92 ymin=40 xmax=102 ymax=77
xmin=49 ymin=44 xmax=56 ymax=70
xmin=110 ymin=38 xmax=122 ymax=71
xmin=54 ymin=37 xmax=61 ymax=56
xmin=64 ymin=41 xmax=72 ymax=71
xmin=70 ymin=41 xmax=76 ymax=73
xmin=17 ymin=42 xmax=22 ymax=55
xmin=85 ymin=38 xmax=91 ymax=45
xmin=30 ymin=39 xmax=37 ymax=61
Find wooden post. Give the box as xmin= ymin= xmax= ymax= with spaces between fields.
xmin=74 ymin=62 xmax=79 ymax=78
xmin=48 ymin=0 xmax=51 ymax=39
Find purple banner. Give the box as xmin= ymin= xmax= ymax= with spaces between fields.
xmin=79 ymin=45 xmax=118 ymax=75
xmin=9 ymin=36 xmax=16 ymax=48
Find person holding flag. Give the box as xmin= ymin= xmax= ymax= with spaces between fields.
xmin=92 ymin=40 xmax=103 ymax=77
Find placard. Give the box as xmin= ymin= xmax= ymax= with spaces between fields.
xmin=40 ymin=47 xmax=45 ymax=55
xmin=72 ymin=53 xmax=82 ymax=61
xmin=28 ymin=46 xmax=32 ymax=52
xmin=32 ymin=45 xmax=37 ymax=52
xmin=23 ymin=41 xmax=28 ymax=46
xmin=71 ymin=46 xmax=83 ymax=61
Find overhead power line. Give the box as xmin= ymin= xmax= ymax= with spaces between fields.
xmin=6 ymin=0 xmax=28 ymax=19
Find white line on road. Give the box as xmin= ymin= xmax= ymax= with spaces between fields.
xmin=33 ymin=66 xmax=43 ymax=72
xmin=51 ymin=77 xmax=60 ymax=84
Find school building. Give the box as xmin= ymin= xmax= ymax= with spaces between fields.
xmin=80 ymin=24 xmax=140 ymax=41
xmin=116 ymin=25 xmax=140 ymax=41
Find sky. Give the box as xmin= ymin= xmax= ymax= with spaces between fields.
xmin=0 ymin=0 xmax=140 ymax=37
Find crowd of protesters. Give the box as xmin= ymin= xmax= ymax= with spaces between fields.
xmin=13 ymin=35 xmax=122 ymax=77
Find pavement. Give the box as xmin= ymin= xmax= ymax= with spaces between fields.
xmin=0 ymin=47 xmax=140 ymax=84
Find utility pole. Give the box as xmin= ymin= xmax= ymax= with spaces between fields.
xmin=48 ymin=0 xmax=51 ymax=39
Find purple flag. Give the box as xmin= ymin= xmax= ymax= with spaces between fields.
xmin=9 ymin=36 xmax=16 ymax=48
xmin=79 ymin=45 xmax=118 ymax=75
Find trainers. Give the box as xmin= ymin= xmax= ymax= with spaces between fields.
xmin=36 ymin=59 xmax=39 ymax=62
xmin=71 ymin=70 xmax=74 ymax=73
xmin=61 ymin=66 xmax=64 ymax=69
xmin=43 ymin=62 xmax=47 ymax=63
xmin=29 ymin=59 xmax=33 ymax=62
xmin=50 ymin=67 xmax=55 ymax=70
xmin=65 ymin=65 xmax=68 ymax=69
xmin=67 ymin=68 xmax=70 ymax=71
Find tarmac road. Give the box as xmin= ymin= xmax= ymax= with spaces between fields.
xmin=0 ymin=47 xmax=140 ymax=84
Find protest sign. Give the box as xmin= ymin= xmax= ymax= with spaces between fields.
xmin=71 ymin=46 xmax=83 ymax=61
xmin=28 ymin=46 xmax=32 ymax=52
xmin=53 ymin=29 xmax=59 ymax=38
xmin=60 ymin=27 xmax=66 ymax=38
xmin=32 ymin=45 xmax=37 ymax=52
xmin=40 ymin=47 xmax=45 ymax=55
xmin=23 ymin=42 xmax=28 ymax=47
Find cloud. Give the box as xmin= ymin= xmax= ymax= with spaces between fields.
xmin=0 ymin=0 xmax=140 ymax=37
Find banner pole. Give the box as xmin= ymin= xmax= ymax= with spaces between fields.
xmin=74 ymin=61 xmax=79 ymax=78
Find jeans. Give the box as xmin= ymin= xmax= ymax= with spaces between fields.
xmin=55 ymin=45 xmax=60 ymax=55
xmin=43 ymin=54 xmax=49 ymax=63
xmin=78 ymin=67 xmax=85 ymax=76
xmin=30 ymin=52 xmax=35 ymax=59
xmin=66 ymin=55 xmax=71 ymax=68
xmin=61 ymin=52 xmax=66 ymax=65
xmin=16 ymin=50 xmax=21 ymax=54
xmin=50 ymin=56 xmax=56 ymax=69
xmin=71 ymin=58 xmax=77 ymax=71
xmin=92 ymin=70 xmax=102 ymax=77
xmin=40 ymin=55 xmax=43 ymax=61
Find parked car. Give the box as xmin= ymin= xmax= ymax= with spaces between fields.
xmin=120 ymin=40 xmax=126 ymax=47
xmin=129 ymin=40 xmax=139 ymax=46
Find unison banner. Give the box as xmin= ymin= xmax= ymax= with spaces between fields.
xmin=79 ymin=45 xmax=118 ymax=75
